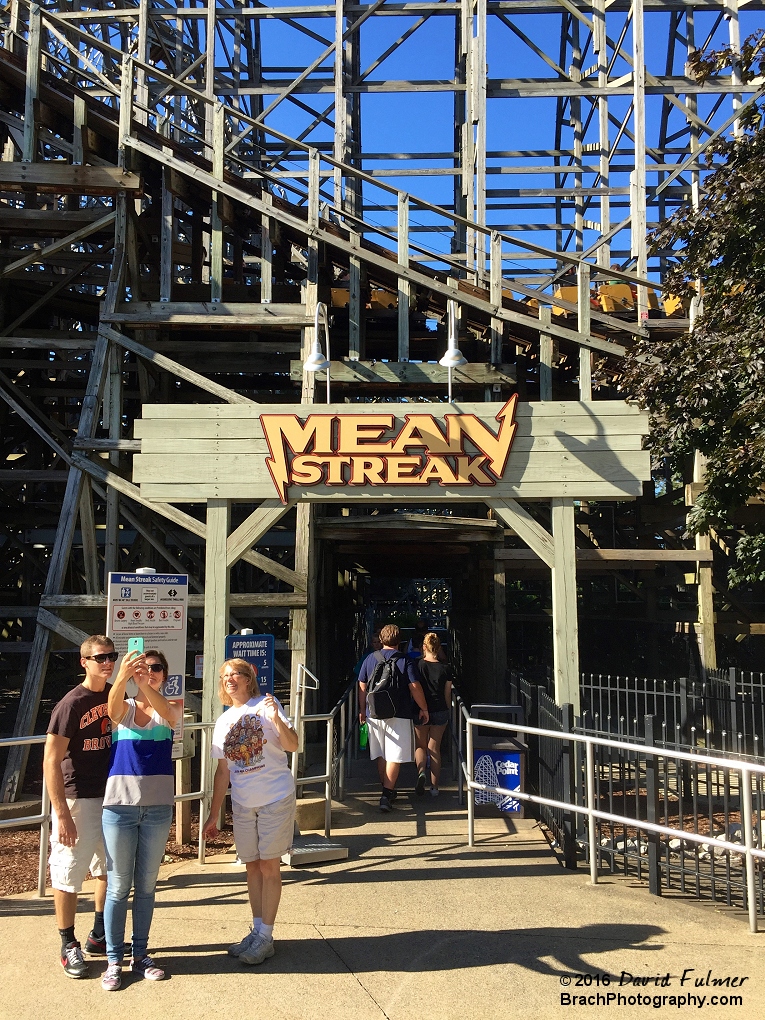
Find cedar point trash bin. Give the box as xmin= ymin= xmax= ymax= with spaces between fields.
xmin=471 ymin=704 xmax=526 ymax=816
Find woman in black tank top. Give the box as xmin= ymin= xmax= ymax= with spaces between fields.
xmin=414 ymin=633 xmax=454 ymax=797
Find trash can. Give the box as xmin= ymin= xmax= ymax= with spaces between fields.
xmin=472 ymin=736 xmax=526 ymax=816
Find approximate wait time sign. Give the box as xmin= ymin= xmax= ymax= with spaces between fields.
xmin=107 ymin=572 xmax=189 ymax=753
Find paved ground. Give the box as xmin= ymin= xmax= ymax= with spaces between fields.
xmin=1 ymin=759 xmax=763 ymax=1019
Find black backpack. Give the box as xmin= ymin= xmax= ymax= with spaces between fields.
xmin=366 ymin=651 xmax=405 ymax=719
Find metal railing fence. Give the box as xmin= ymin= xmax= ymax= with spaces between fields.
xmin=0 ymin=723 xmax=214 ymax=896
xmin=0 ymin=734 xmax=49 ymax=896
xmin=453 ymin=706 xmax=765 ymax=933
xmin=289 ymin=667 xmax=360 ymax=838
xmin=2 ymin=666 xmax=359 ymax=897
xmin=578 ymin=670 xmax=765 ymax=757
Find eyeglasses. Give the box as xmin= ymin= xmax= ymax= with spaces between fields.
xmin=221 ymin=671 xmax=248 ymax=679
xmin=83 ymin=652 xmax=118 ymax=664
xmin=146 ymin=663 xmax=165 ymax=674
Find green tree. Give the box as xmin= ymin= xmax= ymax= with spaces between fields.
xmin=623 ymin=32 xmax=765 ymax=584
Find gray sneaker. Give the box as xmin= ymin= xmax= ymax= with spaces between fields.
xmin=239 ymin=932 xmax=275 ymax=966
xmin=228 ymin=927 xmax=261 ymax=958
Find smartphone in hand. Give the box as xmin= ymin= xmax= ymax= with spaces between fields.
xmin=127 ymin=636 xmax=144 ymax=655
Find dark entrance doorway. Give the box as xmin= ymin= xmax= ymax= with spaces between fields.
xmin=314 ymin=510 xmax=508 ymax=708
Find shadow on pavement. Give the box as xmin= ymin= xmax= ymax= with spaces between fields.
xmin=158 ymin=923 xmax=666 ymax=979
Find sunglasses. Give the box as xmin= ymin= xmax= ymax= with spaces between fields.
xmin=146 ymin=663 xmax=166 ymax=674
xmin=84 ymin=651 xmax=118 ymax=664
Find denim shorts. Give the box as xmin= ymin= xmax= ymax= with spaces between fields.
xmin=417 ymin=709 xmax=449 ymax=727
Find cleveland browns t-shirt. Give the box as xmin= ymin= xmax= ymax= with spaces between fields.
xmin=46 ymin=683 xmax=112 ymax=798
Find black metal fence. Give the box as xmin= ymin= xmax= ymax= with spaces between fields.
xmin=511 ymin=670 xmax=765 ymax=917
xmin=580 ymin=669 xmax=765 ymax=757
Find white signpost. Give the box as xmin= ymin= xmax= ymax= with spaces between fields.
xmin=107 ymin=570 xmax=189 ymax=754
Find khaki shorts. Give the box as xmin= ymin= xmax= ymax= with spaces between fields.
xmin=232 ymin=789 xmax=296 ymax=862
xmin=49 ymin=797 xmax=106 ymax=893
xmin=367 ymin=716 xmax=414 ymax=763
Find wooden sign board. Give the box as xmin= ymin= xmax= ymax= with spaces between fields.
xmin=133 ymin=398 xmax=650 ymax=504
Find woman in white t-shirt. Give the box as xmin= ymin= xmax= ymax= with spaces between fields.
xmin=202 ymin=659 xmax=298 ymax=966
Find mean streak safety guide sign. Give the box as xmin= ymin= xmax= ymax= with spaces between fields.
xmin=107 ymin=572 xmax=189 ymax=751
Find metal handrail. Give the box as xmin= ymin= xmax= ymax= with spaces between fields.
xmin=291 ymin=674 xmax=359 ymax=838
xmin=0 ymin=734 xmax=49 ymax=895
xmin=179 ymin=721 xmax=214 ymax=865
xmin=1 ymin=722 xmax=215 ymax=894
xmin=452 ymin=705 xmax=765 ymax=933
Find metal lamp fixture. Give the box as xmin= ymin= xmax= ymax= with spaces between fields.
xmin=303 ymin=301 xmax=331 ymax=402
xmin=439 ymin=299 xmax=467 ymax=402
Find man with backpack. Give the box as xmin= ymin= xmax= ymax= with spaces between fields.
xmin=358 ymin=623 xmax=429 ymax=812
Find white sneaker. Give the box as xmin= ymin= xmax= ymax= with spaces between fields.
xmin=430 ymin=787 xmax=439 ymax=797
xmin=239 ymin=932 xmax=275 ymax=966
xmin=228 ymin=927 xmax=261 ymax=957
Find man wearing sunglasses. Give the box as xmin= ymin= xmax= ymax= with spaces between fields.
xmin=43 ymin=634 xmax=141 ymax=979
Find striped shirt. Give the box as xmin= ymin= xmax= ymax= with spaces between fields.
xmin=103 ymin=699 xmax=173 ymax=807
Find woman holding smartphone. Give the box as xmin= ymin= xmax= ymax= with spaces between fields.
xmin=100 ymin=648 xmax=181 ymax=992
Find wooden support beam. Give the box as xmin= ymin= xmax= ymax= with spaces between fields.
xmin=696 ymin=533 xmax=717 ymax=671
xmin=539 ymin=305 xmax=553 ymax=401
xmin=0 ymin=260 xmax=95 ymax=336
xmin=693 ymin=453 xmax=717 ymax=671
xmin=226 ymin=500 xmax=294 ymax=568
xmin=288 ymin=361 xmax=517 ymax=386
xmin=261 ymin=192 xmax=274 ymax=304
xmin=0 ymin=471 xmax=69 ymax=483
xmin=39 ymin=592 xmax=308 ymax=610
xmin=99 ymin=325 xmax=256 ymax=405
xmin=1 ymin=211 xmax=116 ymax=278
xmin=489 ymin=498 xmax=555 ymax=569
xmin=73 ymin=438 xmax=141 ymax=452
xmin=103 ymin=342 xmax=122 ymax=577
xmin=0 ymin=164 xmax=142 ymax=194
xmin=22 ymin=5 xmax=41 ymax=163
xmin=490 ymin=231 xmax=503 ymax=365
xmin=105 ymin=302 xmax=311 ymax=328
xmin=397 ymin=192 xmax=410 ymax=361
xmin=0 ymin=208 xmax=109 ymax=232
xmin=2 ymin=331 xmax=111 ymax=801
xmin=210 ymin=102 xmax=224 ymax=303
xmin=202 ymin=499 xmax=230 ymax=729
xmin=496 ymin=548 xmax=714 ymax=563
xmin=79 ymin=477 xmax=100 ymax=595
xmin=36 ymin=607 xmax=89 ymax=648
xmin=160 ymin=165 xmax=174 ymax=302
xmin=551 ymin=498 xmax=580 ymax=713
xmin=71 ymin=451 xmax=304 ymax=591
xmin=578 ymin=262 xmax=592 ymax=400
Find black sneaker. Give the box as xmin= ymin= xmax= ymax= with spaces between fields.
xmin=379 ymin=792 xmax=392 ymax=812
xmin=61 ymin=941 xmax=89 ymax=979
xmin=415 ymin=771 xmax=427 ymax=796
xmin=85 ymin=931 xmax=107 ymax=955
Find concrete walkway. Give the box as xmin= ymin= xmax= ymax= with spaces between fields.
xmin=2 ymin=759 xmax=763 ymax=1019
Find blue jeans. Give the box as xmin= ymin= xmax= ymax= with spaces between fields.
xmin=102 ymin=804 xmax=173 ymax=963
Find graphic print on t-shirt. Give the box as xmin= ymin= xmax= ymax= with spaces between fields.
xmin=223 ymin=713 xmax=267 ymax=769
xmin=80 ymin=704 xmax=112 ymax=751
